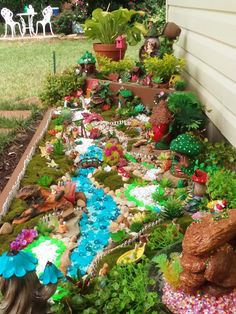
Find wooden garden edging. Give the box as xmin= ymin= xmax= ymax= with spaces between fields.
xmin=0 ymin=108 xmax=53 ymax=217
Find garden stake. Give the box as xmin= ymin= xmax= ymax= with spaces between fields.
xmin=53 ymin=50 xmax=56 ymax=74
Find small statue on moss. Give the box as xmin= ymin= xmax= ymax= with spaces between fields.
xmin=170 ymin=134 xmax=202 ymax=178
xmin=139 ymin=37 xmax=160 ymax=62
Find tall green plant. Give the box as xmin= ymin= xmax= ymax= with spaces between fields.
xmin=84 ymin=8 xmax=147 ymax=45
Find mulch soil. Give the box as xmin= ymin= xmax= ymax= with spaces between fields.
xmin=0 ymin=117 xmax=42 ymax=193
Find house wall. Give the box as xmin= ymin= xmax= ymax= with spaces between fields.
xmin=166 ymin=0 xmax=236 ymax=146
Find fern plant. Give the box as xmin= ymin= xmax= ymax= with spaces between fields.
xmin=167 ymin=91 xmax=206 ymax=132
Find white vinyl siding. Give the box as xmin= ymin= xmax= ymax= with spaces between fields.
xmin=166 ymin=0 xmax=236 ymax=146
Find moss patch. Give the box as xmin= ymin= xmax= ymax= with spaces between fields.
xmin=94 ymin=170 xmax=137 ymax=191
xmin=2 ymin=198 xmax=27 ymax=223
xmin=21 ymin=152 xmax=73 ymax=187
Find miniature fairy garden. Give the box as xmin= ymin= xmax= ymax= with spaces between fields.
xmin=1 ymin=6 xmax=236 ymax=314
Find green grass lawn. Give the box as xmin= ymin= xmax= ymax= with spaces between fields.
xmin=0 ymin=38 xmax=141 ymax=104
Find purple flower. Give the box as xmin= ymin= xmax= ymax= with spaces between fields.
xmin=10 ymin=229 xmax=38 ymax=251
xmin=10 ymin=240 xmax=21 ymax=251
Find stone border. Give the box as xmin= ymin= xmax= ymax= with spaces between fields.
xmin=0 ymin=108 xmax=53 ymax=217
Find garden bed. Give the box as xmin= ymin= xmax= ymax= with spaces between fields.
xmin=0 ymin=109 xmax=50 ymax=207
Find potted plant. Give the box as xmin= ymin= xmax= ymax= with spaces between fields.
xmin=83 ymin=8 xmax=147 ymax=61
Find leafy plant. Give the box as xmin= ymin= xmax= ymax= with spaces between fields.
xmin=55 ymin=258 xmax=160 ymax=313
xmin=167 ymin=91 xmax=206 ymax=132
xmin=199 ymin=140 xmax=236 ymax=171
xmin=37 ymin=175 xmax=54 ymax=188
xmin=144 ymin=54 xmax=185 ymax=82
xmin=160 ymin=196 xmax=184 ymax=219
xmin=148 ymin=224 xmax=183 ymax=251
xmin=153 ymin=253 xmax=183 ymax=288
xmin=84 ymin=8 xmax=147 ymax=45
xmin=110 ymin=229 xmax=129 ymax=243
xmin=159 ymin=37 xmax=174 ymax=58
xmin=206 ymin=169 xmax=236 ymax=208
xmin=40 ymin=68 xmax=86 ymax=107
xmin=53 ymin=140 xmax=65 ymax=156
xmin=103 ymin=141 xmax=124 ymax=166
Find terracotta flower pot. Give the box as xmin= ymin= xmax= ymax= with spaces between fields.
xmin=162 ymin=22 xmax=181 ymax=40
xmin=93 ymin=43 xmax=127 ymax=62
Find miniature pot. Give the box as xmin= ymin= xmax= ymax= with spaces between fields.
xmin=93 ymin=43 xmax=127 ymax=62
xmin=162 ymin=22 xmax=181 ymax=40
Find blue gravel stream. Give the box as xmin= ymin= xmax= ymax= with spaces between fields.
xmin=69 ymin=145 xmax=120 ymax=276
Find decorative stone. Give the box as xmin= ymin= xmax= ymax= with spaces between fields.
xmin=109 ymin=221 xmax=119 ymax=233
xmin=104 ymin=187 xmax=110 ymax=193
xmin=0 ymin=222 xmax=13 ymax=235
xmin=77 ymin=199 xmax=86 ymax=208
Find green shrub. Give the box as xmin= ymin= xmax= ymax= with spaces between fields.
xmin=144 ymin=54 xmax=185 ymax=82
xmin=207 ymin=170 xmax=236 ymax=208
xmin=97 ymin=56 xmax=135 ymax=76
xmin=175 ymin=80 xmax=187 ymax=91
xmin=52 ymin=10 xmax=75 ymax=35
xmin=40 ymin=68 xmax=85 ymax=107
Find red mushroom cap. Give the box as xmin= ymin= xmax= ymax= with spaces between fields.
xmin=192 ymin=169 xmax=208 ymax=184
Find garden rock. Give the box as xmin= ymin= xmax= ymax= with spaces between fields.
xmin=0 ymin=222 xmax=13 ymax=235
xmin=180 ymin=209 xmax=236 ymax=295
